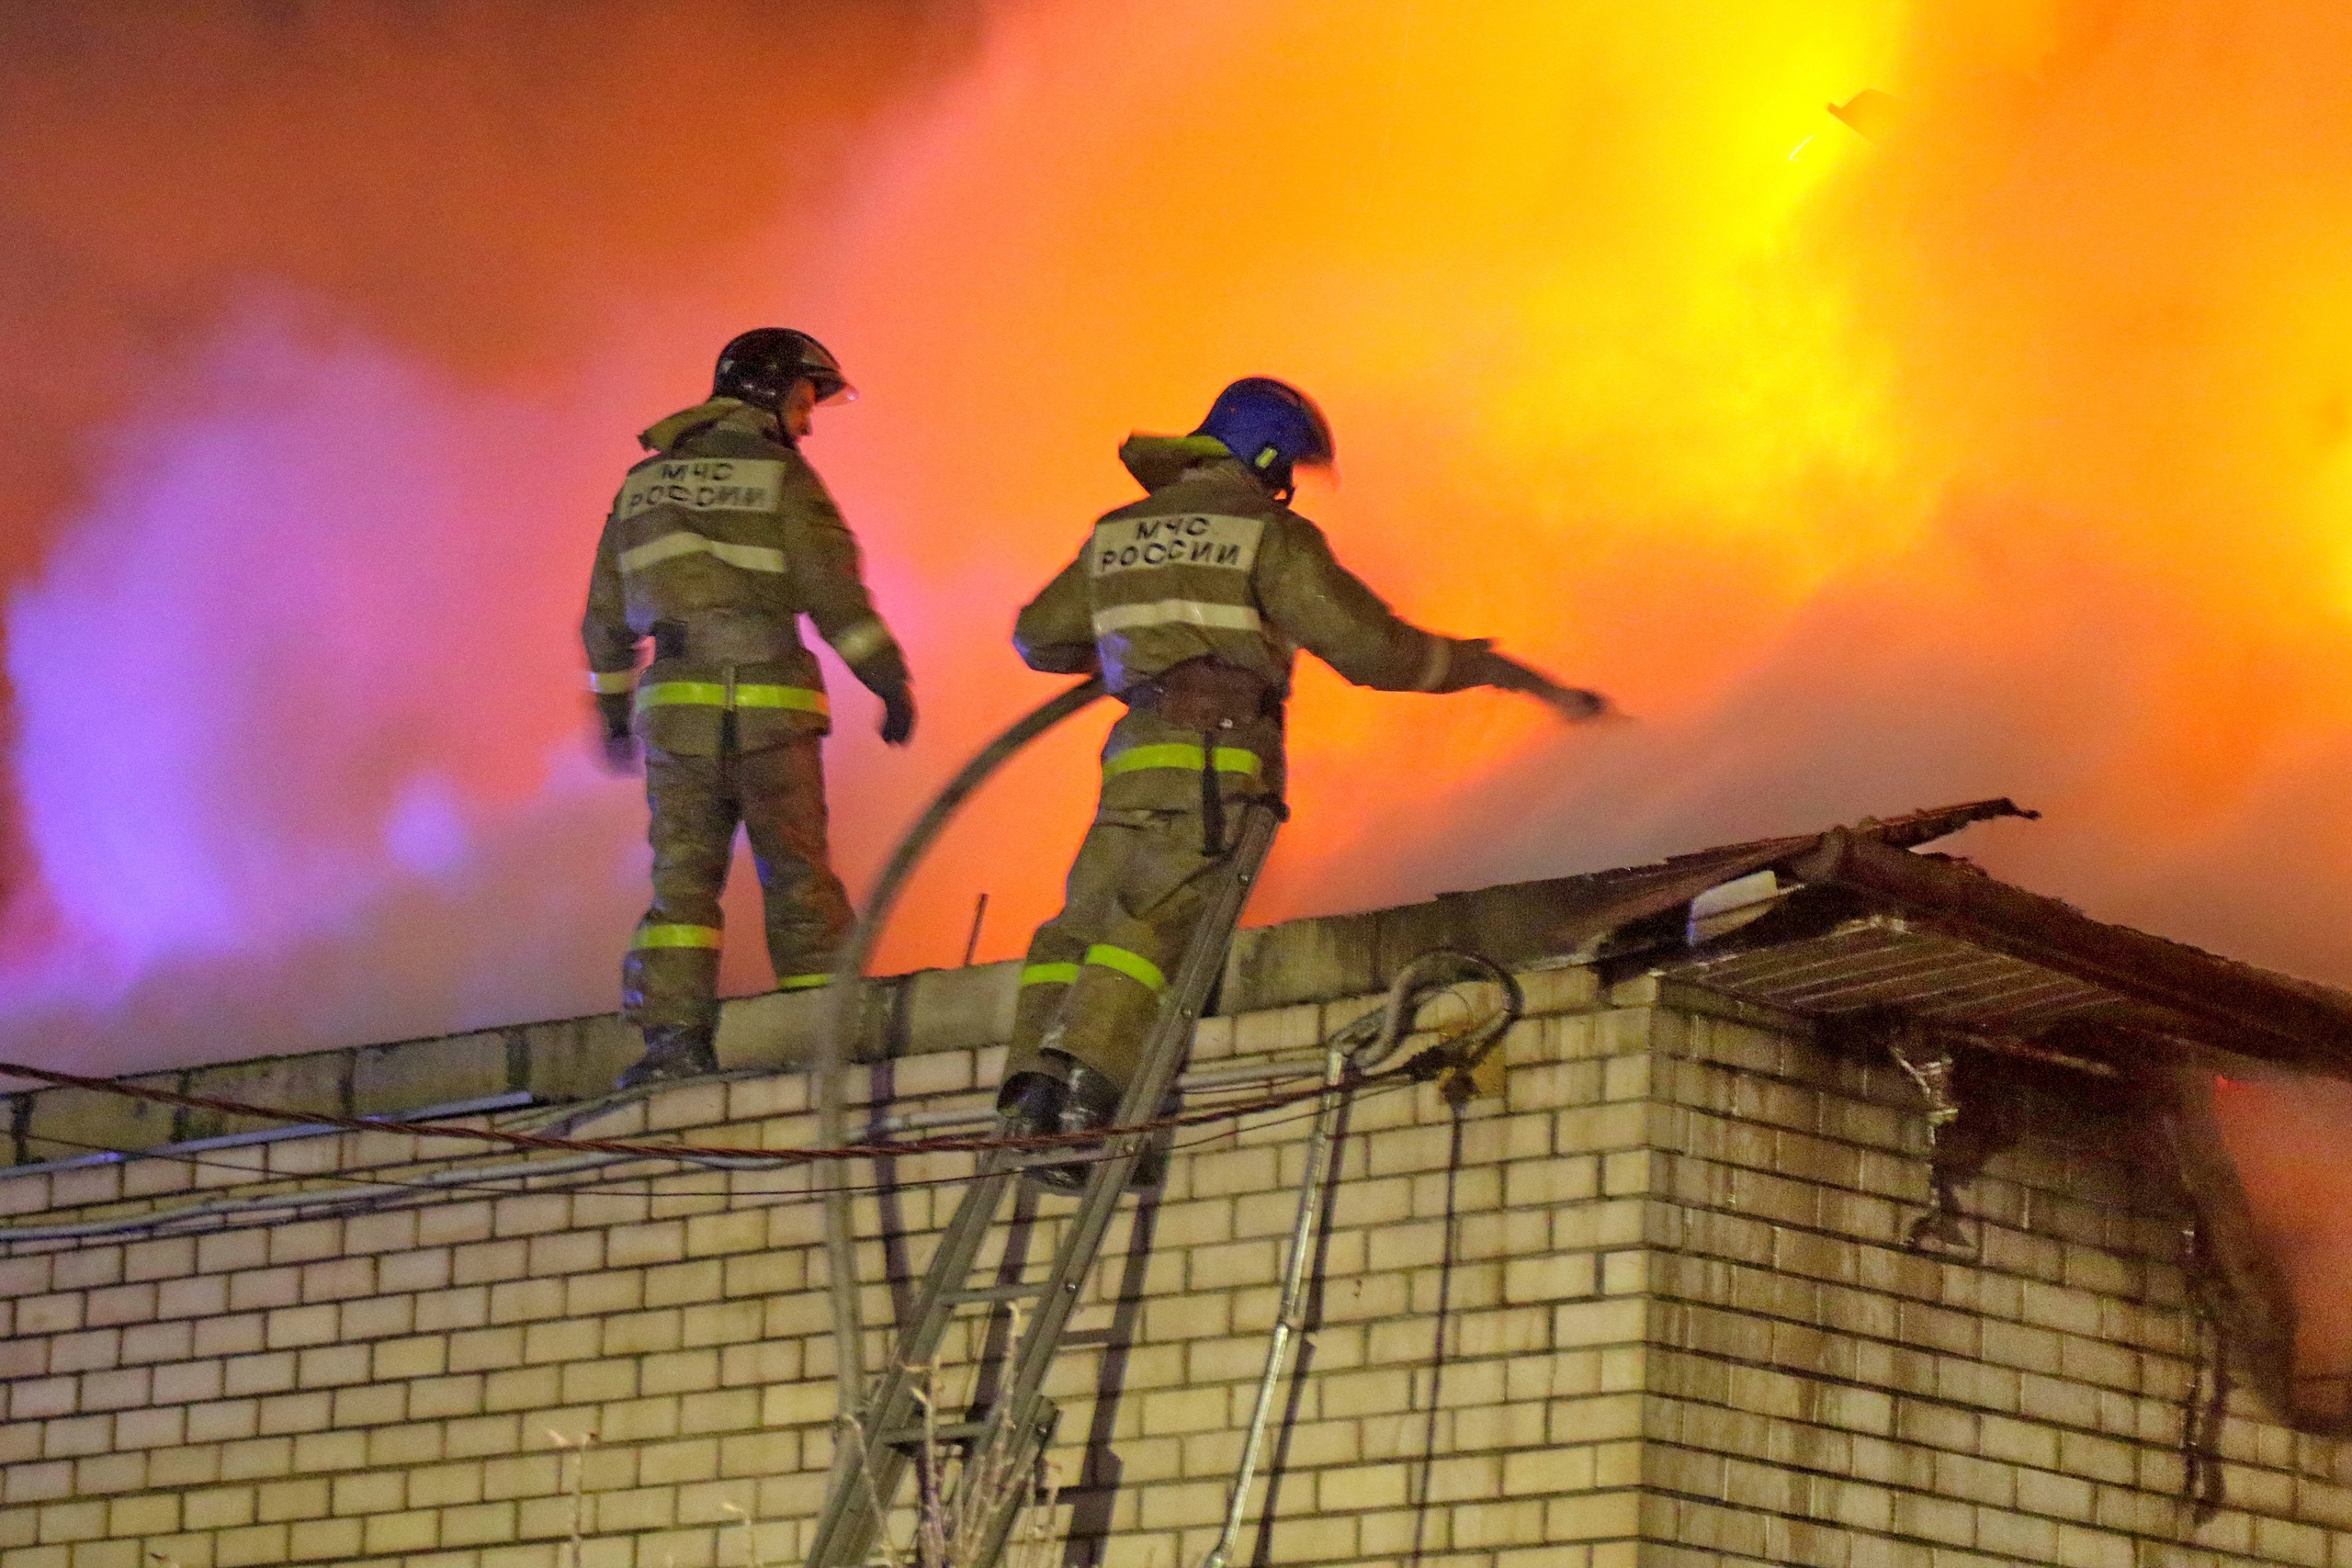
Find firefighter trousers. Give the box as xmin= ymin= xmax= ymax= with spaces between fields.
xmin=1005 ymin=806 xmax=1250 ymax=1094
xmin=623 ymin=734 xmax=853 ymax=1035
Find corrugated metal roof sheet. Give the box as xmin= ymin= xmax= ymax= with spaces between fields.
xmin=1665 ymin=916 xmax=2119 ymax=1032
xmin=1615 ymin=811 xmax=2352 ymax=1074
xmin=1227 ymin=794 xmax=2350 ymax=1071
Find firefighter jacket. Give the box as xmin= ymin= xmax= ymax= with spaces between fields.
xmin=1013 ymin=434 xmax=1467 ymax=812
xmin=582 ymin=399 xmax=904 ymax=757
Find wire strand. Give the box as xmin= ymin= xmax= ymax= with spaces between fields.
xmin=0 ymin=1072 xmax=1433 ymax=1244
xmin=0 ymin=1053 xmax=1378 ymax=1168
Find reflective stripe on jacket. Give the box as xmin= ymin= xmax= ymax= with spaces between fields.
xmin=635 ymin=682 xmax=831 ymax=716
xmin=1013 ymin=436 xmax=1457 ymax=809
xmin=1016 ymin=440 xmax=1452 ymax=698
xmin=582 ymin=399 xmax=900 ymax=756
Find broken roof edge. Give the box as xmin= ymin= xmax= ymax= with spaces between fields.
xmin=1785 ymin=828 xmax=2352 ymax=1075
xmin=1524 ymin=796 xmax=2036 ymax=958
xmin=1484 ymin=795 xmax=2351 ymax=1079
xmin=1203 ymin=797 xmax=2044 ymax=1021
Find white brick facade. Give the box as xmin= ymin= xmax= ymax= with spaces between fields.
xmin=0 ymin=953 xmax=2340 ymax=1567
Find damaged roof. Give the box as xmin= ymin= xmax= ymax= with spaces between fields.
xmin=1225 ymin=797 xmax=2352 ymax=1076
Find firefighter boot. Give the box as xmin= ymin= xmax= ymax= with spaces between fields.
xmin=1035 ymin=1061 xmax=1122 ymax=1194
xmin=994 ymin=1064 xmax=1069 ymax=1142
xmin=997 ymin=1052 xmax=1118 ymax=1192
xmin=618 ymin=1024 xmax=718 ymax=1090
xmin=997 ymin=1060 xmax=1080 ymax=1192
xmin=1061 ymin=1062 xmax=1121 ymax=1140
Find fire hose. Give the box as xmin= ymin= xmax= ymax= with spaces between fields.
xmin=815 ymin=677 xmax=1107 ymax=1416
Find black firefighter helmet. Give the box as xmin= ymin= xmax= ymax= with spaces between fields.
xmin=713 ymin=328 xmax=854 ymax=410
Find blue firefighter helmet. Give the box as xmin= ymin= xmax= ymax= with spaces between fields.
xmin=713 ymin=328 xmax=854 ymax=410
xmin=1193 ymin=378 xmax=1334 ymax=500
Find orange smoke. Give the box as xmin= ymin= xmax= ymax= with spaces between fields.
xmin=805 ymin=0 xmax=2352 ymax=1390
xmin=808 ymin=1 xmax=2352 ymax=986
xmin=2212 ymin=1076 xmax=2352 ymax=1389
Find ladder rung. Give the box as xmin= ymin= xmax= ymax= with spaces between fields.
xmin=1004 ymin=1150 xmax=1088 ymax=1170
xmin=944 ymin=1281 xmax=1046 ymax=1304
xmin=879 ymin=1420 xmax=987 ymax=1449
xmin=876 ymin=1395 xmax=1060 ymax=1453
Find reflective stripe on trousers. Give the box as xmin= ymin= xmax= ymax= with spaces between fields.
xmin=1083 ymin=942 xmax=1166 ymax=991
xmin=1004 ymin=810 xmax=1231 ymax=1090
xmin=634 ymin=922 xmax=722 ymax=950
xmin=625 ymin=738 xmax=851 ymax=1033
xmin=1017 ymin=947 xmax=1164 ymax=991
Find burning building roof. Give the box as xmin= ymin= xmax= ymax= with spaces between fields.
xmin=1217 ymin=797 xmax=2352 ymax=1081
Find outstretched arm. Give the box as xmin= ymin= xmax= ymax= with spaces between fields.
xmin=1438 ymin=640 xmax=1613 ymax=720
xmin=1259 ymin=517 xmax=1611 ymax=718
xmin=1255 ymin=517 xmax=1460 ymax=691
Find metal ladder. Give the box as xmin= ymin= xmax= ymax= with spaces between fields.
xmin=802 ymin=801 xmax=1283 ymax=1568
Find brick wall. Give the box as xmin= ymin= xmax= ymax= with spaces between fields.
xmin=1633 ymin=989 xmax=2352 ymax=1568
xmin=0 ymin=952 xmax=2341 ymax=1567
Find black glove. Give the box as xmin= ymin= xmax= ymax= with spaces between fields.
xmin=1445 ymin=639 xmax=1612 ymax=721
xmin=595 ymin=693 xmax=639 ymax=773
xmin=879 ymin=684 xmax=917 ymax=747
xmin=854 ymin=644 xmax=918 ymax=747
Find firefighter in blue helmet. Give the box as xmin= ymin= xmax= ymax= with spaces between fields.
xmin=998 ymin=378 xmax=1607 ymax=1185
xmin=584 ymin=329 xmax=916 ymax=1089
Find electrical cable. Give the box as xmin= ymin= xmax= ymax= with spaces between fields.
xmin=0 ymin=1051 xmax=1360 ymax=1167
xmin=4 ymin=1064 xmax=1341 ymax=1200
xmin=0 ymin=1039 xmax=1448 ymax=1246
xmin=0 ymin=973 xmax=1486 ymax=1184
xmin=0 ymin=1074 xmax=1428 ymax=1246
xmin=0 ymin=979 xmax=1482 ymax=1247
xmin=0 ymin=1150 xmax=637 ymax=1244
xmin=8 ymin=1123 xmax=654 ymax=1201
xmin=0 ymin=933 xmax=1506 ymax=1258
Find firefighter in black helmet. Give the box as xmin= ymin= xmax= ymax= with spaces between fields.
xmin=584 ymin=329 xmax=917 ymax=1089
